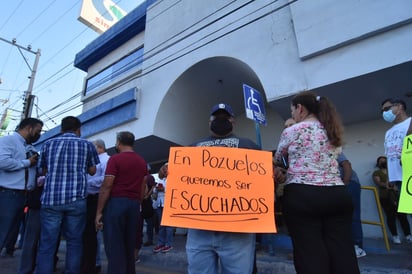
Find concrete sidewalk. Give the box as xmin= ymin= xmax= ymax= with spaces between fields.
xmin=1 ymin=232 xmax=412 ymax=273
xmin=138 ymin=232 xmax=412 ymax=274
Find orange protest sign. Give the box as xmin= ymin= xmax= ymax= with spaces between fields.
xmin=161 ymin=146 xmax=276 ymax=233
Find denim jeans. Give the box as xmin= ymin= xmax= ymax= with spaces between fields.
xmin=19 ymin=209 xmax=41 ymax=274
xmin=156 ymin=207 xmax=174 ymax=246
xmin=262 ymin=233 xmax=276 ymax=255
xmin=4 ymin=208 xmax=24 ymax=254
xmin=0 ymin=188 xmax=26 ymax=250
xmin=144 ymin=216 xmax=154 ymax=243
xmin=186 ymin=229 xmax=256 ymax=274
xmin=95 ymin=230 xmax=103 ymax=266
xmin=346 ymin=181 xmax=363 ymax=248
xmin=36 ymin=199 xmax=87 ymax=274
xmin=103 ymin=197 xmax=139 ymax=274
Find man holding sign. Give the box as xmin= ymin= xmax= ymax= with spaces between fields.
xmin=184 ymin=103 xmax=263 ymax=274
xmin=382 ymin=98 xmax=412 ymax=222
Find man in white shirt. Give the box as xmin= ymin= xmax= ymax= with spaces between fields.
xmin=381 ymin=98 xmax=412 ymax=244
xmin=81 ymin=139 xmax=110 ymax=274
xmin=381 ymin=98 xmax=411 ymax=186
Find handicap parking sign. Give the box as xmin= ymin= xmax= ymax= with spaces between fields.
xmin=243 ymin=84 xmax=266 ymax=125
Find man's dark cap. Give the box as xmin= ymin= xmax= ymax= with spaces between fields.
xmin=210 ymin=103 xmax=234 ymax=117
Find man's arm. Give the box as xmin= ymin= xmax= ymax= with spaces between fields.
xmin=340 ymin=160 xmax=352 ymax=184
xmin=141 ymin=176 xmax=148 ymax=201
xmin=87 ymin=164 xmax=105 ymax=188
xmin=373 ymin=173 xmax=389 ymax=189
xmin=0 ymin=142 xmax=31 ymax=171
xmin=88 ymin=142 xmax=100 ymax=176
xmin=95 ymin=175 xmax=114 ymax=231
xmin=88 ymin=166 xmax=97 ymax=176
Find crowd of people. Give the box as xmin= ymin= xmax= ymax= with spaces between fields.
xmin=1 ymin=94 xmax=411 ymax=274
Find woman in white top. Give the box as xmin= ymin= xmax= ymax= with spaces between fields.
xmin=152 ymin=163 xmax=175 ymax=253
xmin=275 ymin=91 xmax=359 ymax=274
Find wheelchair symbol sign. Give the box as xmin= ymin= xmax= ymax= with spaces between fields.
xmin=243 ymin=84 xmax=266 ymax=125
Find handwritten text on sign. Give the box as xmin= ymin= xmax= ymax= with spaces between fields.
xmin=161 ymin=147 xmax=276 ymax=233
xmin=399 ymin=135 xmax=412 ymax=213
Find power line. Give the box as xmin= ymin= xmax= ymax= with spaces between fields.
xmin=143 ymin=0 xmax=252 ymax=63
xmin=80 ymin=0 xmax=297 ymax=103
xmin=15 ymin=0 xmax=59 ymax=39
xmin=0 ymin=44 xmax=13 ymax=76
xmin=34 ymin=62 xmax=75 ymax=91
xmin=77 ymin=0 xmax=255 ymax=99
xmin=14 ymin=0 xmax=294 ymax=130
xmin=34 ymin=0 xmax=124 ymax=76
xmin=3 ymin=1 xmax=85 ymax=95
xmin=46 ymin=92 xmax=81 ymax=113
xmin=145 ymin=0 xmax=296 ymax=76
xmin=0 ymin=0 xmax=25 ymax=32
xmin=37 ymin=29 xmax=89 ymax=72
xmin=30 ymin=1 xmax=123 ymax=91
xmin=82 ymin=0 xmax=284 ymax=97
xmin=30 ymin=0 xmax=82 ymax=45
xmin=8 ymin=0 xmax=123 ymax=100
xmin=0 ymin=1 xmax=87 ymax=127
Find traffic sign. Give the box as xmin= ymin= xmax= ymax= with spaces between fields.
xmin=243 ymin=84 xmax=266 ymax=125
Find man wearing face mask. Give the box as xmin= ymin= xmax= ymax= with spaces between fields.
xmin=381 ymin=98 xmax=412 ymax=245
xmin=0 ymin=117 xmax=43 ymax=255
xmin=381 ymin=98 xmax=411 ymax=191
xmin=186 ymin=103 xmax=260 ymax=274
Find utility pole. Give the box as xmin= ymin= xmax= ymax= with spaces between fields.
xmin=22 ymin=49 xmax=41 ymax=119
xmin=0 ymin=37 xmax=41 ymax=120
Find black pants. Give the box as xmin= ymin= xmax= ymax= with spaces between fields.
xmin=380 ymin=196 xmax=411 ymax=236
xmin=80 ymin=194 xmax=99 ymax=274
xmin=283 ymin=184 xmax=360 ymax=274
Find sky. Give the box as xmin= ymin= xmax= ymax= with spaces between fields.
xmin=0 ymin=0 xmax=143 ymax=133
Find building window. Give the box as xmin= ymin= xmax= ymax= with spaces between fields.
xmin=84 ymin=47 xmax=144 ymax=96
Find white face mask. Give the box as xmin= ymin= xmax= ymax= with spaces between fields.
xmin=382 ymin=110 xmax=396 ymax=123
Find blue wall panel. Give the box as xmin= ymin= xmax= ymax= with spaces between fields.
xmin=35 ymin=88 xmax=138 ymax=149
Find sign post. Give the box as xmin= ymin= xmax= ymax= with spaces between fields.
xmin=242 ymin=84 xmax=266 ymax=148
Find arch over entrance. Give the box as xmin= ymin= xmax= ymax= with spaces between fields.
xmin=154 ymin=56 xmax=265 ymax=146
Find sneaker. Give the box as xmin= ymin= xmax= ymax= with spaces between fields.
xmin=354 ymin=245 xmax=367 ymax=258
xmin=393 ymin=235 xmax=402 ymax=244
xmin=161 ymin=245 xmax=173 ymax=253
xmin=135 ymin=256 xmax=141 ymax=264
xmin=406 ymin=235 xmax=412 ymax=243
xmin=153 ymin=245 xmax=165 ymax=253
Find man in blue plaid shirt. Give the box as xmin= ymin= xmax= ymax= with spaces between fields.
xmin=36 ymin=116 xmax=100 ymax=274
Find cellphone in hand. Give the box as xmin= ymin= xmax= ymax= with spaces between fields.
xmin=281 ymin=155 xmax=289 ymax=169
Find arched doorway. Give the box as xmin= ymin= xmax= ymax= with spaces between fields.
xmin=154 ymin=56 xmax=266 ymax=146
